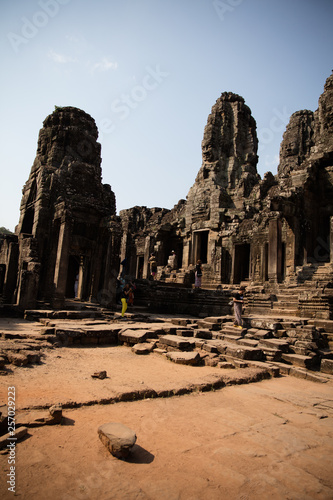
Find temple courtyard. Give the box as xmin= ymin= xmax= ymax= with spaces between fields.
xmin=0 ymin=311 xmax=333 ymax=500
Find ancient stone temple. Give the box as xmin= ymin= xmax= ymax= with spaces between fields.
xmin=119 ymin=73 xmax=333 ymax=316
xmin=0 ymin=107 xmax=121 ymax=310
xmin=1 ymin=75 xmax=333 ymax=317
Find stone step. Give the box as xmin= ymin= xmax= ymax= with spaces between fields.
xmin=258 ymin=338 xmax=290 ymax=353
xmin=158 ymin=335 xmax=196 ymax=351
xmin=281 ymin=353 xmax=318 ymax=369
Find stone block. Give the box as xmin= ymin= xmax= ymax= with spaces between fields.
xmin=0 ymin=426 xmax=28 ymax=450
xmin=281 ymin=353 xmax=316 ymax=369
xmin=259 ymin=338 xmax=290 ymax=353
xmin=193 ymin=330 xmax=212 ymax=340
xmin=91 ymin=371 xmax=107 ymax=379
xmin=98 ymin=422 xmax=136 ymax=459
xmin=176 ymin=329 xmax=194 ymax=337
xmin=166 ymin=351 xmax=200 ymax=365
xmin=218 ymin=362 xmax=235 ymax=369
xmin=159 ymin=335 xmax=195 ymax=350
xmin=132 ymin=343 xmax=154 ymax=355
xmin=252 ymin=329 xmax=272 ymax=340
xmin=225 ymin=345 xmax=263 ymax=361
xmin=250 ymin=320 xmax=281 ymax=331
xmin=119 ymin=329 xmax=149 ymax=345
xmin=238 ymin=338 xmax=259 ymax=348
xmin=6 ymin=351 xmax=29 ymax=366
xmin=321 ymin=358 xmax=333 ymax=375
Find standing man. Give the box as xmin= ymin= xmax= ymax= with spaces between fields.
xmin=233 ymin=286 xmax=246 ymax=328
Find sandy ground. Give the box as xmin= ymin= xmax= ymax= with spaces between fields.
xmin=1 ymin=325 xmax=333 ymax=499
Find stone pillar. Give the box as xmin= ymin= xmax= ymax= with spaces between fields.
xmin=143 ymin=236 xmax=151 ymax=279
xmin=268 ymin=218 xmax=282 ymax=283
xmin=53 ymin=218 xmax=71 ymax=307
xmin=182 ymin=238 xmax=191 ymax=268
xmin=231 ymin=245 xmax=236 ymax=284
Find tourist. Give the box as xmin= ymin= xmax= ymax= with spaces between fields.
xmin=167 ymin=250 xmax=177 ymax=270
xmin=121 ymin=283 xmax=130 ymax=317
xmin=149 ymin=253 xmax=157 ymax=280
xmin=127 ymin=281 xmax=136 ymax=307
xmin=74 ymin=273 xmax=79 ymax=299
xmin=195 ymin=260 xmax=202 ymax=288
xmin=233 ymin=286 xmax=246 ymax=328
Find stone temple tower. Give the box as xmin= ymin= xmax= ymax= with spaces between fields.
xmin=183 ymin=92 xmax=260 ymax=272
xmin=6 ymin=106 xmax=121 ymax=309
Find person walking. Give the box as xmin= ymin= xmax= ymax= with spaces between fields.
xmin=233 ymin=286 xmax=246 ymax=328
xmin=121 ymin=283 xmax=130 ymax=318
xmin=194 ymin=260 xmax=202 ymax=288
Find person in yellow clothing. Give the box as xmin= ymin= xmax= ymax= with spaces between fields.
xmin=121 ymin=284 xmax=130 ymax=318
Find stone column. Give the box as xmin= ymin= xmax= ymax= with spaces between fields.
xmin=143 ymin=236 xmax=151 ymax=279
xmin=53 ymin=218 xmax=71 ymax=307
xmin=268 ymin=218 xmax=282 ymax=283
xmin=182 ymin=238 xmax=191 ymax=268
xmin=231 ymin=245 xmax=236 ymax=284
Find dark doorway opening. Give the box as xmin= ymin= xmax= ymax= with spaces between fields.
xmin=194 ymin=231 xmax=209 ymax=264
xmin=221 ymin=248 xmax=232 ymax=283
xmin=66 ymin=255 xmax=80 ymax=298
xmin=0 ymin=264 xmax=6 ymax=295
xmin=21 ymin=208 xmax=34 ymax=234
xmin=136 ymin=256 xmax=144 ymax=279
xmin=234 ymin=244 xmax=250 ymax=283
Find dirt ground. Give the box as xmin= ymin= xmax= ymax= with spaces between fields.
xmin=1 ymin=326 xmax=333 ymax=499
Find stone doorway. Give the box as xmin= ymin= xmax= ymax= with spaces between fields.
xmin=136 ymin=256 xmax=144 ymax=279
xmin=193 ymin=230 xmax=209 ymax=264
xmin=66 ymin=255 xmax=80 ymax=298
xmin=233 ymin=244 xmax=250 ymax=283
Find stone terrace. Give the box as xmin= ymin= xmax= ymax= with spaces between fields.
xmin=1 ymin=304 xmax=333 ymax=385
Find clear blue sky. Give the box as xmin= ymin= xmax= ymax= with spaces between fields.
xmin=1 ymin=0 xmax=332 ymax=231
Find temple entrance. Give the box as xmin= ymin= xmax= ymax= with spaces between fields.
xmin=66 ymin=255 xmax=80 ymax=298
xmin=136 ymin=256 xmax=144 ymax=279
xmin=233 ymin=244 xmax=250 ymax=283
xmin=193 ymin=230 xmax=209 ymax=264
xmin=221 ymin=248 xmax=232 ymax=283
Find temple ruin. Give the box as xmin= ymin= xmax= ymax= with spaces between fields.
xmin=0 ymin=73 xmax=333 ymax=318
xmin=0 ymin=107 xmax=121 ymax=310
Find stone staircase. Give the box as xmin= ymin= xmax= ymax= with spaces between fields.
xmin=296 ymin=261 xmax=333 ymax=287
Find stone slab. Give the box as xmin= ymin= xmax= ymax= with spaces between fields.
xmin=166 ymin=351 xmax=200 ymax=365
xmin=132 ymin=343 xmax=154 ymax=355
xmin=159 ymin=335 xmax=195 ymax=350
xmin=0 ymin=426 xmax=28 ymax=449
xmin=281 ymin=353 xmax=316 ymax=369
xmin=225 ymin=345 xmax=264 ymax=361
xmin=98 ymin=422 xmax=136 ymax=459
xmin=259 ymin=338 xmax=290 ymax=353
xmin=119 ymin=329 xmax=150 ymax=344
xmin=321 ymin=358 xmax=333 ymax=375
